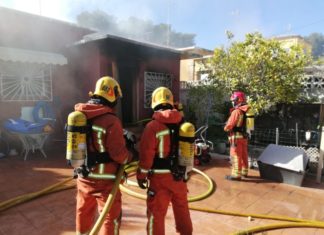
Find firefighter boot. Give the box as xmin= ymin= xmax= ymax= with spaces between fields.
xmin=225 ymin=175 xmax=241 ymax=181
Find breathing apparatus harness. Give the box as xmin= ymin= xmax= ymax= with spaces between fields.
xmin=228 ymin=104 xmax=255 ymax=148
xmin=151 ymin=119 xmax=195 ymax=182
xmin=66 ymin=98 xmax=116 ymax=178
xmin=231 ymin=108 xmax=248 ymax=137
xmin=74 ymin=116 xmax=114 ymax=178
xmin=152 ymin=123 xmax=182 ymax=181
xmin=72 ymin=113 xmax=114 ymax=178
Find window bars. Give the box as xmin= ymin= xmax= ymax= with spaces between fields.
xmin=144 ymin=71 xmax=173 ymax=108
xmin=0 ymin=62 xmax=52 ymax=101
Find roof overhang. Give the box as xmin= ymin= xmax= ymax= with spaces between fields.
xmin=72 ymin=33 xmax=181 ymax=55
xmin=0 ymin=46 xmax=67 ymax=65
xmin=177 ymin=46 xmax=213 ymax=59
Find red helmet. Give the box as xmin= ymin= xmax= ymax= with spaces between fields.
xmin=230 ymin=91 xmax=246 ymax=105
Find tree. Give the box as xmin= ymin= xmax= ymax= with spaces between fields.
xmin=305 ymin=33 xmax=324 ymax=59
xmin=184 ymin=80 xmax=229 ymax=143
xmin=76 ymin=10 xmax=195 ymax=48
xmin=186 ymin=82 xmax=226 ymax=127
xmin=206 ymin=32 xmax=311 ymax=115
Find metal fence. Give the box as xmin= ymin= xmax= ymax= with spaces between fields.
xmin=248 ymin=128 xmax=321 ymax=172
xmin=250 ymin=128 xmax=320 ymax=148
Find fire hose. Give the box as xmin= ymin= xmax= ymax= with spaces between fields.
xmin=1 ymin=162 xmax=324 ymax=234
xmin=120 ymin=161 xmax=215 ymax=202
xmin=118 ymin=162 xmax=324 ymax=234
xmin=89 ymin=164 xmax=125 ymax=235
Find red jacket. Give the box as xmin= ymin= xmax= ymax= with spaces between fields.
xmin=138 ymin=109 xmax=183 ymax=177
xmin=75 ymin=103 xmax=130 ymax=176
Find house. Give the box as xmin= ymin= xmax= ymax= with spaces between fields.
xmin=178 ymin=46 xmax=213 ymax=83
xmin=178 ymin=46 xmax=213 ymax=104
xmin=0 ymin=7 xmax=93 ymax=135
xmin=273 ymin=35 xmax=324 ymax=127
xmin=67 ymin=33 xmax=181 ymax=124
xmin=274 ymin=35 xmax=312 ymax=55
xmin=0 ymin=7 xmax=182 ymax=140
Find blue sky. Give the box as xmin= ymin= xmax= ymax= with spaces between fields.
xmin=1 ymin=0 xmax=324 ymax=50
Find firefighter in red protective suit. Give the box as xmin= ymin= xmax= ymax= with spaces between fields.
xmin=136 ymin=87 xmax=193 ymax=235
xmin=224 ymin=91 xmax=250 ymax=181
xmin=70 ymin=76 xmax=134 ymax=235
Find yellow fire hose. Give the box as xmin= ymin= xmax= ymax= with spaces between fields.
xmin=2 ymin=162 xmax=324 ymax=234
xmin=0 ymin=177 xmax=74 ymax=212
xmin=232 ymin=222 xmax=324 ymax=235
xmin=89 ymin=164 xmax=125 ymax=235
xmin=120 ymin=167 xmax=215 ymax=202
xmin=119 ymin=163 xmax=324 ymax=234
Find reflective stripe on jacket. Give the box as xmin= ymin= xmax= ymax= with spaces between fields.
xmin=75 ymin=103 xmax=130 ymax=177
xmin=138 ymin=109 xmax=182 ymax=178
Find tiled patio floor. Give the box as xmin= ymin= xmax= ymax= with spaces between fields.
xmin=1 ymin=141 xmax=324 ymax=235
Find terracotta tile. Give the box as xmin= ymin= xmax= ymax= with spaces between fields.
xmin=0 ymin=188 xmax=26 ymax=203
xmin=281 ymin=227 xmax=318 ymax=235
xmin=0 ymin=210 xmax=38 ymax=234
xmin=244 ymin=199 xmax=279 ymax=215
xmin=267 ymin=230 xmax=284 ymax=235
xmin=2 ymin=151 xmax=324 ymax=234
xmin=314 ymin=228 xmax=324 ymax=235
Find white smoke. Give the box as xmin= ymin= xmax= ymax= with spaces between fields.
xmin=0 ymin=0 xmax=72 ymax=21
xmin=0 ymin=0 xmax=168 ymax=24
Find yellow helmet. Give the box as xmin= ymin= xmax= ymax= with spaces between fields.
xmin=151 ymin=87 xmax=174 ymax=109
xmin=89 ymin=76 xmax=122 ymax=103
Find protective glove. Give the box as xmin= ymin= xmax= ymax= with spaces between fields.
xmin=137 ymin=178 xmax=148 ymax=189
xmin=136 ymin=168 xmax=148 ymax=189
xmin=123 ymin=129 xmax=139 ymax=161
xmin=74 ymin=165 xmax=90 ymax=178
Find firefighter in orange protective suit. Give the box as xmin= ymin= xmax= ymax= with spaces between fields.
xmin=69 ymin=76 xmax=134 ymax=235
xmin=136 ymin=87 xmax=193 ymax=235
xmin=224 ymin=91 xmax=250 ymax=181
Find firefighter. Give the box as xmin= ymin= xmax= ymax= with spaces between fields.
xmin=69 ymin=76 xmax=134 ymax=235
xmin=136 ymin=87 xmax=193 ymax=235
xmin=224 ymin=91 xmax=250 ymax=181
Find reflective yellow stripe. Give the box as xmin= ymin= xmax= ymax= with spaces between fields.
xmin=92 ymin=125 xmax=106 ymax=134
xmin=113 ymin=219 xmax=119 ymax=235
xmin=99 ymin=163 xmax=105 ymax=174
xmin=140 ymin=168 xmax=149 ymax=173
xmin=92 ymin=125 xmax=106 ymax=152
xmin=88 ymin=172 xmax=116 ymax=180
xmin=242 ymin=168 xmax=248 ymax=175
xmin=156 ymin=129 xmax=169 ymax=158
xmin=148 ymin=214 xmax=154 ymax=235
xmin=228 ymin=134 xmax=244 ymax=141
xmin=140 ymin=167 xmax=171 ymax=174
xmin=152 ymin=169 xmax=171 ymax=174
xmin=231 ymin=155 xmax=240 ymax=177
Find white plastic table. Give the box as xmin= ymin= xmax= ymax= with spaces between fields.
xmin=10 ymin=132 xmax=50 ymax=160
